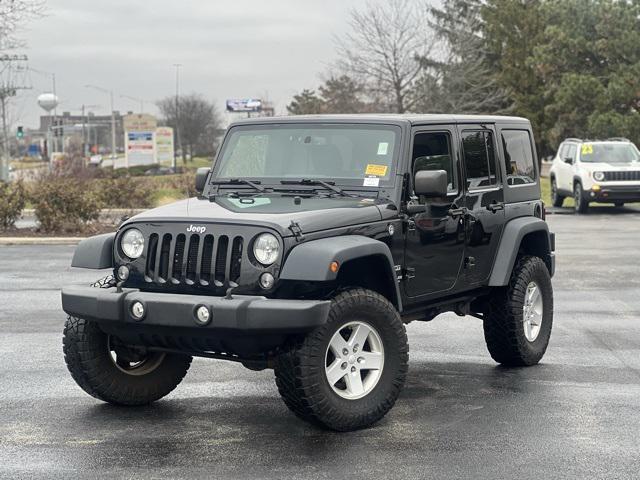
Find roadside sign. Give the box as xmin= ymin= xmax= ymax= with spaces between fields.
xmin=124 ymin=114 xmax=158 ymax=168
xmin=155 ymin=126 xmax=174 ymax=166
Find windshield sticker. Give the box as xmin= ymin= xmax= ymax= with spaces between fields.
xmin=227 ymin=197 xmax=272 ymax=209
xmin=365 ymin=164 xmax=388 ymax=176
xmin=377 ymin=142 xmax=389 ymax=155
xmin=363 ymin=176 xmax=380 ymax=187
xmin=581 ymin=144 xmax=593 ymax=155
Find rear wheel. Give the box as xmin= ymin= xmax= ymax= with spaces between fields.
xmin=483 ymin=256 xmax=553 ymax=366
xmin=574 ymin=182 xmax=589 ymax=214
xmin=274 ymin=289 xmax=408 ymax=431
xmin=614 ymin=202 xmax=624 ymax=208
xmin=550 ymin=178 xmax=565 ymax=207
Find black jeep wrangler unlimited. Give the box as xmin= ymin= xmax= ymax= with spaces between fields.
xmin=62 ymin=115 xmax=555 ymax=431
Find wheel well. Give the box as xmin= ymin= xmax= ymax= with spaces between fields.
xmin=518 ymin=231 xmax=552 ymax=274
xmin=335 ymin=255 xmax=398 ymax=308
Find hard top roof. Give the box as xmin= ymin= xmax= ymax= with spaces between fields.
xmin=229 ymin=113 xmax=530 ymax=127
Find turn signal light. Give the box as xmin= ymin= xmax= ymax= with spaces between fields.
xmin=330 ymin=261 xmax=340 ymax=273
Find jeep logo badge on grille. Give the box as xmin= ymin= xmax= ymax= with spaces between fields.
xmin=187 ymin=224 xmax=207 ymax=234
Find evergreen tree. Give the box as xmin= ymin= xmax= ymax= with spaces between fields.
xmin=286 ymin=89 xmax=325 ymax=115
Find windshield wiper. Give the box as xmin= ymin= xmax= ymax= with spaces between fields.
xmin=210 ymin=178 xmax=266 ymax=192
xmin=280 ymin=179 xmax=355 ymax=197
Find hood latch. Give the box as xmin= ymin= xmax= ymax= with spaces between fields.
xmin=289 ymin=221 xmax=305 ymax=242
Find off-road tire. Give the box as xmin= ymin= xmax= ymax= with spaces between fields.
xmin=550 ymin=178 xmax=564 ymax=207
xmin=574 ymin=182 xmax=589 ymax=214
xmin=274 ymin=288 xmax=408 ymax=431
xmin=484 ymin=256 xmax=553 ymax=366
xmin=63 ymin=316 xmax=192 ymax=405
xmin=614 ymin=202 xmax=624 ymax=208
xmin=63 ymin=277 xmax=192 ymax=405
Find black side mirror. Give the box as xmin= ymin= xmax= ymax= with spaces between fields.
xmin=414 ymin=170 xmax=448 ymax=198
xmin=563 ymin=157 xmax=574 ymax=165
xmin=195 ymin=167 xmax=211 ymax=193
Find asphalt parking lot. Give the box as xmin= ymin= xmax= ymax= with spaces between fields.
xmin=2 ymin=207 xmax=640 ymax=479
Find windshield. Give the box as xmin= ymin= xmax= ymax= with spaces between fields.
xmin=214 ymin=124 xmax=400 ymax=187
xmin=580 ymin=143 xmax=640 ymax=163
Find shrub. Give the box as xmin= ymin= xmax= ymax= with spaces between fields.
xmin=32 ymin=175 xmax=102 ymax=233
xmin=0 ymin=180 xmax=27 ymax=230
xmin=97 ymin=176 xmax=155 ymax=209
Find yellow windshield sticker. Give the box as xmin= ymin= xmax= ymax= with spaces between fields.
xmin=365 ymin=164 xmax=388 ymax=176
xmin=581 ymin=144 xmax=593 ymax=155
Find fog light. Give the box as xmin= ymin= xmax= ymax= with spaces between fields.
xmin=592 ymin=184 xmax=601 ymax=192
xmin=131 ymin=301 xmax=145 ymax=320
xmin=259 ymin=272 xmax=275 ymax=290
xmin=117 ymin=265 xmax=130 ymax=281
xmin=194 ymin=305 xmax=211 ymax=325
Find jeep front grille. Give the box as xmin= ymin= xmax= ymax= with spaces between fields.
xmin=145 ymin=233 xmax=243 ymax=287
xmin=603 ymin=171 xmax=640 ymax=182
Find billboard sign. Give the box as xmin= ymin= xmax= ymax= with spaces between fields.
xmin=155 ymin=126 xmax=174 ymax=165
xmin=226 ymin=98 xmax=262 ymax=112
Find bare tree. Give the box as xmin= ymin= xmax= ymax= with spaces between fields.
xmin=336 ymin=0 xmax=431 ymax=113
xmin=157 ymin=93 xmax=221 ymax=162
xmin=0 ymin=0 xmax=45 ymax=50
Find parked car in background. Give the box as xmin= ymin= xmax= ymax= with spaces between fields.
xmin=549 ymin=138 xmax=640 ymax=213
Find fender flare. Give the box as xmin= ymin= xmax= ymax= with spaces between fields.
xmin=71 ymin=233 xmax=115 ymax=269
xmin=280 ymin=235 xmax=402 ymax=311
xmin=488 ymin=217 xmax=552 ymax=286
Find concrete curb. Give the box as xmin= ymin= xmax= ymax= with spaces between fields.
xmin=0 ymin=237 xmax=85 ymax=246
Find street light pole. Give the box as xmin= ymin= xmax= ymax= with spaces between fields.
xmin=173 ymin=63 xmax=182 ymax=170
xmin=120 ymin=94 xmax=145 ymax=113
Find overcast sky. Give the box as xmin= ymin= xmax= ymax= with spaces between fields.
xmin=17 ymin=0 xmax=373 ymax=128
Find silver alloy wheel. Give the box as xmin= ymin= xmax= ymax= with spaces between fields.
xmin=523 ymin=282 xmax=543 ymax=342
xmin=325 ymin=321 xmax=384 ymax=400
xmin=107 ymin=337 xmax=165 ymax=376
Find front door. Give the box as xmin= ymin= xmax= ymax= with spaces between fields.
xmin=404 ymin=126 xmax=466 ymax=298
xmin=459 ymin=126 xmax=506 ymax=286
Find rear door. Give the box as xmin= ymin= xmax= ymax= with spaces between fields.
xmin=459 ymin=125 xmax=506 ymax=286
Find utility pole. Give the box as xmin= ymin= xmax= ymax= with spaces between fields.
xmin=173 ymin=63 xmax=182 ymax=170
xmin=85 ymin=84 xmax=117 ymax=162
xmin=0 ymin=54 xmax=30 ymax=182
xmin=29 ymin=67 xmax=58 ymax=153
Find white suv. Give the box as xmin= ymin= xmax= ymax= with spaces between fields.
xmin=549 ymin=138 xmax=640 ymax=213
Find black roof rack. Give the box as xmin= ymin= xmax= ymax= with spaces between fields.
xmin=564 ymin=138 xmax=583 ymax=143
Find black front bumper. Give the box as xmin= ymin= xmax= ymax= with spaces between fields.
xmin=61 ymin=286 xmax=331 ymax=333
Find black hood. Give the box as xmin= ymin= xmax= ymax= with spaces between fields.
xmin=123 ymin=195 xmax=394 ymax=237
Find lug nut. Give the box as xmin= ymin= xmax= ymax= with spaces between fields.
xmin=341 ymin=362 xmax=347 ymax=370
xmin=357 ymin=357 xmax=364 ymax=363
xmin=353 ymin=344 xmax=359 ymax=353
xmin=351 ymin=366 xmax=356 ymax=373
xmin=342 ymin=348 xmax=349 ymax=356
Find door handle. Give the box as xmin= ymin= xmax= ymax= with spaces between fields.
xmin=487 ymin=201 xmax=505 ymax=213
xmin=448 ymin=206 xmax=468 ymax=218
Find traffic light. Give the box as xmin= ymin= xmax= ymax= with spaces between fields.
xmin=16 ymin=126 xmax=23 ymax=139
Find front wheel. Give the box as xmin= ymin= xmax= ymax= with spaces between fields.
xmin=574 ymin=182 xmax=589 ymax=214
xmin=483 ymin=256 xmax=553 ymax=366
xmin=63 ymin=316 xmax=192 ymax=405
xmin=551 ymin=178 xmax=565 ymax=207
xmin=274 ymin=289 xmax=408 ymax=431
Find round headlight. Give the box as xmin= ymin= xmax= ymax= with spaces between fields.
xmin=253 ymin=233 xmax=280 ymax=265
xmin=121 ymin=229 xmax=145 ymax=259
xmin=593 ymin=171 xmax=605 ymax=181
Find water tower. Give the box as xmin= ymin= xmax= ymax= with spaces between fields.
xmin=37 ymin=93 xmax=59 ymax=157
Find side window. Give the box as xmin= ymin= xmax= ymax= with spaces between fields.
xmin=461 ymin=130 xmax=498 ymax=190
xmin=501 ymin=130 xmax=536 ymax=185
xmin=412 ymin=132 xmax=456 ymax=193
xmin=566 ymin=144 xmax=577 ymax=161
xmin=557 ymin=144 xmax=567 ymax=159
